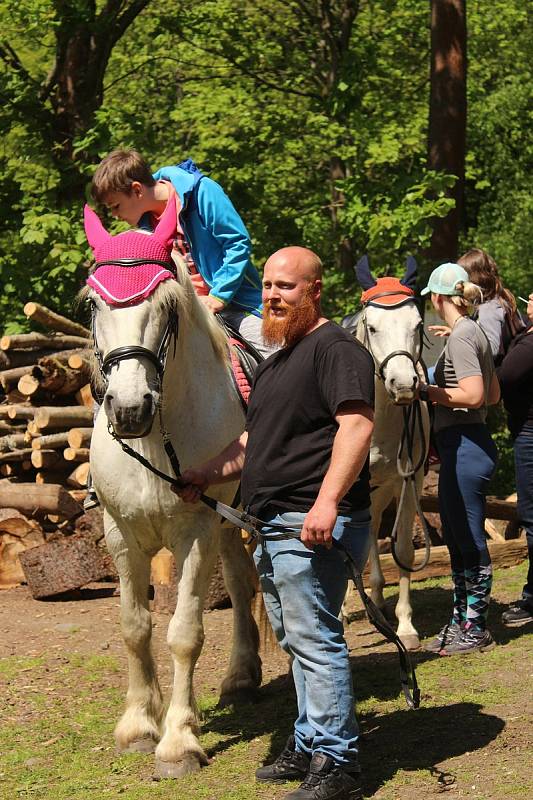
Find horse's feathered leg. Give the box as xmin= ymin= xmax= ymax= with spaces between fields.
xmin=218 ymin=527 xmax=262 ymax=705
xmin=105 ymin=513 xmax=164 ymax=752
xmin=155 ymin=521 xmax=218 ymax=778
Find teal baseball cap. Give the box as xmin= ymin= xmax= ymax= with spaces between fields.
xmin=420 ymin=262 xmax=469 ymax=296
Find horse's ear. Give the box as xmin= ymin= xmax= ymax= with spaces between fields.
xmin=400 ymin=255 xmax=418 ymax=289
xmin=84 ymin=204 xmax=111 ymax=252
xmin=152 ymin=195 xmax=177 ymax=250
xmin=355 ymin=255 xmax=377 ymax=289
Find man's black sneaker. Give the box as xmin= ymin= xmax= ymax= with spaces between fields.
xmin=440 ymin=626 xmax=495 ymax=656
xmin=283 ymin=752 xmax=362 ymax=800
xmin=424 ymin=621 xmax=462 ymax=653
xmin=501 ymin=599 xmax=533 ymax=627
xmin=255 ymin=735 xmax=310 ymax=784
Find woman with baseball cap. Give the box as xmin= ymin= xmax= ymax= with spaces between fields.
xmin=418 ymin=263 xmax=501 ymax=655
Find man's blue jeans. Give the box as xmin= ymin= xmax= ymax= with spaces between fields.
xmin=514 ymin=425 xmax=533 ymax=604
xmin=253 ymin=509 xmax=371 ymax=770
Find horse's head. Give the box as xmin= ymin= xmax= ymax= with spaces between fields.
xmin=355 ymin=255 xmax=423 ymax=405
xmin=83 ymin=199 xmax=180 ymax=438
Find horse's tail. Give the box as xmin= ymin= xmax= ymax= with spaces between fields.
xmin=244 ymin=540 xmax=278 ymax=656
xmin=252 ymin=587 xmax=278 ymax=656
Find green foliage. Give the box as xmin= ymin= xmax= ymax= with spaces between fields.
xmin=0 ymin=0 xmax=530 ymax=338
xmin=339 ymin=169 xmax=456 ymax=260
xmin=461 ymin=0 xmax=532 ymax=296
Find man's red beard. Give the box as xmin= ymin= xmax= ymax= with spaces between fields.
xmin=262 ymin=291 xmax=320 ymax=347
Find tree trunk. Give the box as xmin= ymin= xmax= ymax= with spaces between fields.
xmin=23 ymin=302 xmax=91 ymax=338
xmin=33 ymin=406 xmax=94 ymax=431
xmin=0 ymin=483 xmax=83 ymax=518
xmin=67 ymin=428 xmax=93 ymax=449
xmin=330 ymin=156 xmax=355 ymax=275
xmin=427 ymin=0 xmax=467 ymax=262
xmin=1 ymin=333 xmax=91 ymax=351
xmin=19 ymin=534 xmax=108 ymax=598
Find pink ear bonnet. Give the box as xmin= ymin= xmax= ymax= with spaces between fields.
xmin=84 ymin=197 xmax=177 ymax=306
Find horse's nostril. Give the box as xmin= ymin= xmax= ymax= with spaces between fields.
xmin=390 ymin=377 xmax=395 ymax=385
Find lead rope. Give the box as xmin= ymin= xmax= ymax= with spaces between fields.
xmin=389 ymin=400 xmax=432 ymax=573
xmin=361 ymin=312 xmax=431 ymax=573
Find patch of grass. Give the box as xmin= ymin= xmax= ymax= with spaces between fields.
xmin=0 ymin=656 xmax=45 ymax=681
xmin=0 ymin=564 xmax=531 ymax=799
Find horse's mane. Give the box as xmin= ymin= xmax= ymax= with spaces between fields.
xmin=154 ymin=256 xmax=229 ymax=365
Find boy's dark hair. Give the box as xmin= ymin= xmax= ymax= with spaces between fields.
xmin=91 ymin=149 xmax=156 ymax=203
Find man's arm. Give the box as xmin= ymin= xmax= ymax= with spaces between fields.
xmin=301 ymin=400 xmax=374 ymax=549
xmin=173 ymin=432 xmax=248 ymax=503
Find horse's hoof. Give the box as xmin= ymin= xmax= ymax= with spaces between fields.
xmin=120 ymin=737 xmax=158 ymax=754
xmin=218 ymin=687 xmax=261 ymax=708
xmin=400 ymin=634 xmax=421 ymax=651
xmin=154 ymin=755 xmax=204 ymax=779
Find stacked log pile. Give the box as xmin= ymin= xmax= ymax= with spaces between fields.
xmin=0 ymin=303 xmax=107 ymax=595
xmin=0 ymin=302 xmax=93 ymax=489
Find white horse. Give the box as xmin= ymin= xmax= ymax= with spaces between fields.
xmin=343 ymin=256 xmax=430 ymax=650
xmin=82 ymin=200 xmax=261 ymax=778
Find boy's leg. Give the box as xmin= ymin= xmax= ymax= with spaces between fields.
xmin=220 ymin=308 xmax=278 ymax=359
xmin=84 ymin=400 xmax=100 ymax=510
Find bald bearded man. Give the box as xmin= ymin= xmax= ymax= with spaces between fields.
xmin=177 ymin=247 xmax=375 ymax=800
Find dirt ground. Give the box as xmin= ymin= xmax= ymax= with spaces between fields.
xmin=1 ymin=565 xmax=532 ymax=799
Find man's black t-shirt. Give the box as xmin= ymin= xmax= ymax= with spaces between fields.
xmin=241 ymin=321 xmax=375 ymax=517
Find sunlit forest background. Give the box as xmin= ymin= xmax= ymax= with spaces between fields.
xmin=0 ymin=1 xmax=530 ymax=332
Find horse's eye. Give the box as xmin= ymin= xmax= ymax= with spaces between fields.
xmin=368 ymin=325 xmax=376 ymax=334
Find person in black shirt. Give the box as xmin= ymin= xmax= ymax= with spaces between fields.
xmin=177 ymin=246 xmax=374 ymax=800
xmin=497 ymin=291 xmax=533 ymax=626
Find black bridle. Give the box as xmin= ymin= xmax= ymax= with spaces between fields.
xmin=91 ymin=258 xmax=179 ymax=387
xmin=360 ymin=292 xmax=431 ymax=572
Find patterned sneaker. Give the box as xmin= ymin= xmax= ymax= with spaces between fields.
xmin=439 ymin=626 xmax=495 ymax=656
xmin=424 ymin=621 xmax=462 ymax=653
xmin=501 ymin=600 xmax=533 ymax=627
xmin=256 ymin=735 xmax=310 ymax=784
xmin=283 ymin=752 xmax=362 ymax=800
